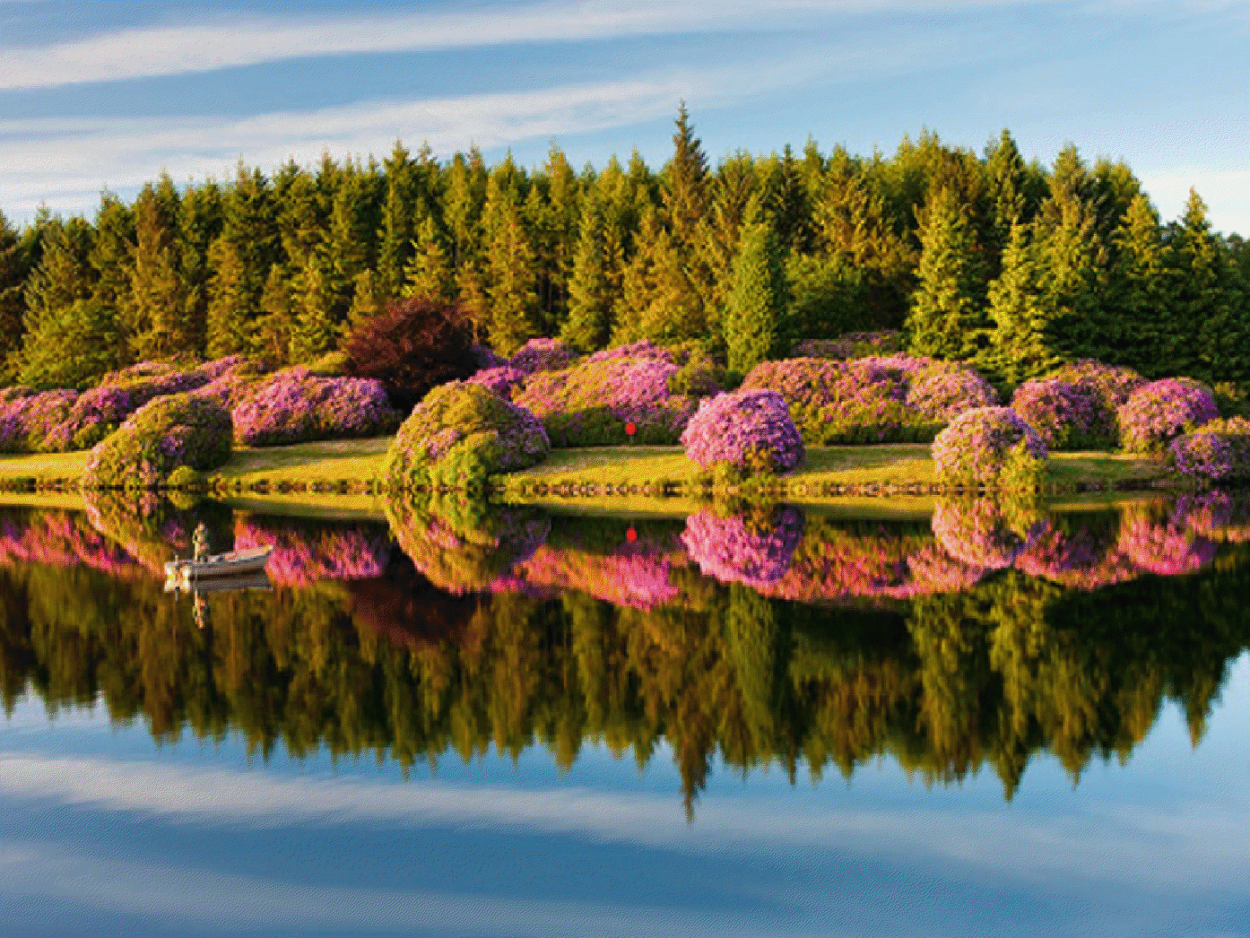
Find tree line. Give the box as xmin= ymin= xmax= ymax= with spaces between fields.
xmin=2 ymin=107 xmax=1247 ymax=391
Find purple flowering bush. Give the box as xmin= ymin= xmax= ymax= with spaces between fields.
xmin=681 ymin=389 xmax=805 ymax=474
xmin=234 ymin=517 xmax=390 ymax=586
xmin=468 ymin=365 xmax=527 ymax=400
xmin=905 ymin=362 xmax=999 ymax=422
xmin=50 ymin=363 xmax=210 ymax=451
xmin=1168 ymin=417 xmax=1250 ymax=483
xmin=232 ymin=366 xmax=401 ymax=447
xmin=385 ymin=381 xmax=550 ymax=490
xmin=1010 ymin=378 xmax=1111 ymax=450
xmin=1118 ymin=378 xmax=1219 ymax=455
xmin=1047 ymin=360 xmax=1146 ymax=413
xmin=931 ymin=407 xmax=1048 ymax=489
xmin=515 ymin=356 xmax=700 ymax=446
xmin=82 ymin=393 xmax=232 ymax=489
xmin=0 ymin=388 xmax=78 ymax=453
xmin=791 ymin=331 xmax=905 ymax=360
xmin=682 ymin=507 xmax=804 ymax=587
xmin=586 ymin=339 xmax=678 ymax=364
xmin=192 ymin=356 xmax=270 ymax=408
xmin=507 ymin=338 xmax=580 ymax=376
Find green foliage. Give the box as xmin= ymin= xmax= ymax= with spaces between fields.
xmin=907 ymin=186 xmax=987 ymax=360
xmin=725 ymin=220 xmax=787 ymax=377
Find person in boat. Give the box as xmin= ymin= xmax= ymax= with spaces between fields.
xmin=192 ymin=522 xmax=211 ymax=563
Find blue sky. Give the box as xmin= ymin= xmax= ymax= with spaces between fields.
xmin=1 ymin=0 xmax=1247 ymax=234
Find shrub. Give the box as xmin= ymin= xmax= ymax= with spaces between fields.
xmin=384 ymin=381 xmax=549 ymax=490
xmin=904 ymin=362 xmax=999 ymax=422
xmin=1168 ymin=417 xmax=1250 ymax=483
xmin=192 ymin=356 xmax=270 ymax=408
xmin=1212 ymin=381 xmax=1250 ymax=419
xmin=791 ymin=331 xmax=904 ymax=360
xmin=508 ymin=338 xmax=580 ymax=375
xmin=234 ymin=517 xmax=391 ymax=586
xmin=742 ymin=357 xmax=930 ymax=444
xmin=342 ymin=296 xmax=478 ymax=412
xmin=1047 ymin=360 xmax=1145 ymax=411
xmin=1118 ymin=378 xmax=1219 ymax=454
xmin=931 ymin=407 xmax=1048 ymax=488
xmin=232 ymin=367 xmax=401 ymax=447
xmin=515 ymin=356 xmax=699 ymax=446
xmin=82 ymin=393 xmax=232 ymax=489
xmin=0 ymin=388 xmax=77 ymax=453
xmin=667 ymin=348 xmax=724 ymax=398
xmin=50 ymin=362 xmax=210 ymax=451
xmin=1010 ymin=378 xmax=1111 ymax=450
xmin=681 ymin=389 xmax=804 ymax=473
xmin=586 ymin=339 xmax=678 ymax=364
xmin=468 ymin=365 xmax=527 ymax=400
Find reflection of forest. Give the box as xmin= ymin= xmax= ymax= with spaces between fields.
xmin=1 ymin=496 xmax=1248 ymax=816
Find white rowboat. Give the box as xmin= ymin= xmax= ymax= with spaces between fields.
xmin=164 ymin=546 xmax=273 ymax=583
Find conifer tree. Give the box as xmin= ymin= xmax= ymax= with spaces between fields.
xmin=907 ymin=186 xmax=987 ymax=361
xmin=257 ymin=263 xmax=295 ymax=362
xmin=376 ymin=141 xmax=418 ymax=298
xmin=1167 ymin=190 xmax=1237 ymax=382
xmin=484 ymin=202 xmax=539 ymax=354
xmin=725 ymin=217 xmax=787 ymax=377
xmin=346 ymin=269 xmax=385 ymax=332
xmin=177 ymin=180 xmax=223 ymax=356
xmin=0 ymin=210 xmax=32 ymax=380
xmin=698 ymin=153 xmax=761 ymax=330
xmin=205 ymin=165 xmax=277 ymax=356
xmin=984 ymin=221 xmax=1053 ymax=384
xmin=562 ymin=191 xmax=614 ymax=350
xmin=88 ymin=192 xmax=135 ymax=327
xmin=402 ymin=214 xmax=454 ymax=301
xmin=126 ymin=182 xmax=189 ymax=358
xmin=289 ymin=251 xmax=336 ymax=361
xmin=1107 ymin=194 xmax=1168 ymax=375
xmin=205 ymin=238 xmax=251 ymax=358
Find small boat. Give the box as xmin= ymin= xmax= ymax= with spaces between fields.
xmin=164 ymin=546 xmax=273 ymax=583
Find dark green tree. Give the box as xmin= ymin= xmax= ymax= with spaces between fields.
xmin=725 ymin=215 xmax=787 ymax=377
xmin=907 ymin=186 xmax=988 ymax=360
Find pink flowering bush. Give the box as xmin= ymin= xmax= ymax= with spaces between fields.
xmin=931 ymin=499 xmax=1044 ymax=570
xmin=508 ymin=338 xmax=580 ymax=375
xmin=513 ymin=530 xmax=684 ymax=610
xmin=681 ymin=389 xmax=804 ymax=473
xmin=234 ymin=517 xmax=390 ymax=586
xmin=49 ymin=363 xmax=211 ymax=451
xmin=682 ymin=507 xmax=804 ymax=587
xmin=791 ymin=331 xmax=905 ymax=360
xmin=1014 ymin=516 xmax=1137 ymax=590
xmin=1118 ymin=378 xmax=1218 ymax=455
xmin=931 ymin=407 xmax=1048 ymax=489
xmin=1010 ymin=378 xmax=1111 ymax=450
xmin=385 ymin=381 xmax=549 ymax=490
xmin=1178 ymin=492 xmax=1250 ymax=543
xmin=515 ymin=356 xmax=699 ymax=446
xmin=1168 ymin=417 xmax=1250 ymax=483
xmin=468 ymin=365 xmax=527 ymax=400
xmin=472 ymin=343 xmax=505 ymax=371
xmin=0 ymin=388 xmax=78 ymax=453
xmin=232 ymin=366 xmax=401 ymax=447
xmin=82 ymin=393 xmax=231 ymax=489
xmin=0 ymin=508 xmax=147 ymax=580
xmin=192 ymin=357 xmax=270 ymax=409
xmin=1047 ymin=360 xmax=1146 ymax=414
xmin=586 ymin=339 xmax=677 ymax=364
xmin=905 ymin=362 xmax=999 ymax=422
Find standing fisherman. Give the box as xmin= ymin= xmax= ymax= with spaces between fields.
xmin=192 ymin=522 xmax=211 ymax=563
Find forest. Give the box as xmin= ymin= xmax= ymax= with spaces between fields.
xmin=2 ymin=108 xmax=1248 ymax=396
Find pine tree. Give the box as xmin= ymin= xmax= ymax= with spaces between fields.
xmin=562 ymin=191 xmax=614 ymax=350
xmin=907 ymin=186 xmax=988 ymax=361
xmin=346 ymin=269 xmax=385 ymax=332
xmin=289 ymin=251 xmax=336 ymax=362
xmin=177 ymin=180 xmax=223 ymax=357
xmin=126 ymin=182 xmax=189 ymax=358
xmin=697 ymin=153 xmax=761 ymax=334
xmin=402 ymin=214 xmax=454 ymax=301
xmin=0 ymin=210 xmax=31 ymax=380
xmin=725 ymin=219 xmax=787 ymax=377
xmin=19 ymin=297 xmax=123 ymax=389
xmin=1107 ymin=194 xmax=1168 ymax=375
xmin=88 ymin=192 xmax=135 ymax=330
xmin=484 ymin=201 xmax=539 ymax=355
xmin=1167 ymin=190 xmax=1236 ymax=382
xmin=256 ymin=263 xmax=295 ymax=362
xmin=376 ymin=141 xmax=418 ymax=299
xmin=205 ymin=237 xmax=252 ymax=358
xmin=984 ymin=221 xmax=1054 ymax=384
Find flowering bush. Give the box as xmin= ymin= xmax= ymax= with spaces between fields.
xmin=1014 ymin=516 xmax=1136 ymax=590
xmin=192 ymin=357 xmax=270 ymax=408
xmin=586 ymin=338 xmax=677 ymax=364
xmin=0 ymin=388 xmax=77 ymax=453
xmin=905 ymin=362 xmax=999 ymax=422
xmin=472 ymin=343 xmax=505 ymax=370
xmin=791 ymin=331 xmax=904 ymax=360
xmin=234 ymin=517 xmax=391 ymax=586
xmin=931 ymin=499 xmax=1044 ymax=569
xmin=232 ymin=367 xmax=401 ymax=447
xmin=1010 ymin=378 xmax=1111 ymax=450
xmin=385 ymin=381 xmax=549 ymax=490
xmin=515 ymin=356 xmax=699 ymax=446
xmin=1047 ymin=360 xmax=1146 ymax=412
xmin=1178 ymin=492 xmax=1250 ymax=543
xmin=682 ymin=507 xmax=804 ymax=587
xmin=1168 ymin=417 xmax=1250 ymax=483
xmin=1118 ymin=378 xmax=1218 ymax=455
xmin=82 ymin=393 xmax=232 ymax=489
xmin=681 ymin=389 xmax=804 ymax=473
xmin=513 ymin=530 xmax=684 ymax=610
xmin=508 ymin=338 xmax=580 ymax=375
xmin=468 ymin=365 xmax=527 ymax=400
xmin=666 ymin=349 xmax=724 ymax=398
xmin=931 ymin=407 xmax=1048 ymax=489
xmin=0 ymin=507 xmax=147 ymax=580
xmin=50 ymin=363 xmax=211 ymax=451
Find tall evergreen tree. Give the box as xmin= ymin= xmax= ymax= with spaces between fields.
xmin=0 ymin=210 xmax=31 ymax=380
xmin=1107 ymin=194 xmax=1168 ymax=375
xmin=725 ymin=217 xmax=787 ymax=377
xmin=984 ymin=221 xmax=1052 ymax=384
xmin=907 ymin=186 xmax=987 ymax=361
xmin=484 ymin=201 xmax=539 ymax=354
xmin=1166 ymin=190 xmax=1238 ymax=382
xmin=126 ymin=182 xmax=189 ymax=358
xmin=376 ymin=141 xmax=418 ymax=299
xmin=562 ymin=190 xmax=614 ymax=350
xmin=177 ymin=180 xmax=223 ymax=356
xmin=256 ymin=263 xmax=295 ymax=363
xmin=88 ymin=192 xmax=135 ymax=328
xmin=402 ymin=213 xmax=454 ymax=302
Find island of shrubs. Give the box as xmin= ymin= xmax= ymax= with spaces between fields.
xmin=3 ymin=294 xmax=1247 ymax=490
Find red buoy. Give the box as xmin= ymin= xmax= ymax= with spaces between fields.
xmin=625 ymin=421 xmax=636 ymax=437
xmin=626 ymin=527 xmax=637 ymax=542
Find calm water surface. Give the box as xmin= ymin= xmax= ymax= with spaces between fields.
xmin=2 ymin=492 xmax=1248 ymax=937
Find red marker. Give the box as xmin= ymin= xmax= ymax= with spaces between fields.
xmin=625 ymin=421 xmax=636 ymax=437
xmin=626 ymin=527 xmax=637 ymax=542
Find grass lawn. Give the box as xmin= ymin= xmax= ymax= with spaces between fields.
xmin=204 ymin=436 xmax=391 ymax=488
xmin=0 ymin=449 xmax=89 ymax=485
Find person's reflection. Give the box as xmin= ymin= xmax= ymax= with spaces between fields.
xmin=193 ymin=590 xmax=211 ymax=631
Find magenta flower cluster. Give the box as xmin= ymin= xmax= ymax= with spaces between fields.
xmin=515 ymin=355 xmax=699 ymax=446
xmin=468 ymin=365 xmax=527 ymax=400
xmin=1168 ymin=417 xmax=1250 ymax=483
xmin=680 ymin=389 xmax=804 ymax=473
xmin=905 ymin=362 xmax=999 ymax=422
xmin=232 ymin=366 xmax=401 ymax=446
xmin=682 ymin=508 xmax=804 ymax=587
xmin=586 ymin=339 xmax=677 ymax=364
xmin=1047 ymin=360 xmax=1146 ymax=412
xmin=931 ymin=407 xmax=1048 ymax=487
xmin=1010 ymin=378 xmax=1110 ymax=450
xmin=791 ymin=331 xmax=904 ymax=360
xmin=1117 ymin=378 xmax=1219 ymax=454
xmin=507 ymin=338 xmax=580 ymax=376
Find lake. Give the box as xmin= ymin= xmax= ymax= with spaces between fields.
xmin=2 ymin=491 xmax=1248 ymax=937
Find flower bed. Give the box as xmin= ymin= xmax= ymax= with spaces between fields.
xmin=1010 ymin=378 xmax=1112 ymax=450
xmin=1118 ymin=378 xmax=1218 ymax=455
xmin=232 ymin=366 xmax=401 ymax=447
xmin=0 ymin=388 xmax=77 ymax=453
xmin=468 ymin=365 xmax=527 ymax=400
xmin=931 ymin=408 xmax=1048 ymax=489
xmin=681 ymin=389 xmax=804 ymax=473
xmin=508 ymin=338 xmax=580 ymax=375
xmin=385 ymin=381 xmax=550 ymax=490
xmin=791 ymin=331 xmax=904 ymax=360
xmin=1168 ymin=417 xmax=1250 ymax=483
xmin=82 ymin=393 xmax=232 ymax=489
xmin=514 ymin=356 xmax=700 ymax=446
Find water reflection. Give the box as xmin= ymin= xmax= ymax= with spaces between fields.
xmin=1 ymin=493 xmax=1248 ymax=815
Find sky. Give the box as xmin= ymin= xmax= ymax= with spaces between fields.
xmin=1 ymin=0 xmax=1247 ymax=234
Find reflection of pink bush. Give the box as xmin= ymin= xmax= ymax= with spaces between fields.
xmin=1118 ymin=510 xmax=1216 ymax=576
xmin=0 ymin=510 xmax=147 ymax=579
xmin=1178 ymin=493 xmax=1250 ymax=544
xmin=1015 ymin=521 xmax=1137 ymax=590
xmin=682 ymin=508 xmax=803 ymax=587
xmin=931 ymin=500 xmax=1043 ymax=570
xmin=513 ymin=536 xmax=682 ymax=609
xmin=233 ymin=518 xmax=390 ymax=586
